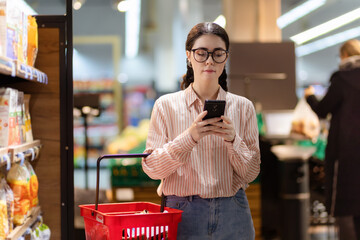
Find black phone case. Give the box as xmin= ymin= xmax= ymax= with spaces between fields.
xmin=203 ymin=100 xmax=226 ymax=120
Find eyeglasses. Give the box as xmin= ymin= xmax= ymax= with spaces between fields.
xmin=191 ymin=48 xmax=229 ymax=63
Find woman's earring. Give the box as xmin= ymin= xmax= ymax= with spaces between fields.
xmin=187 ymin=59 xmax=192 ymax=68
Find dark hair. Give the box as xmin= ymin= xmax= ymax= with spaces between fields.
xmin=181 ymin=22 xmax=229 ymax=91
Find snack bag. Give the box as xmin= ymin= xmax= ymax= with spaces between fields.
xmin=0 ymin=178 xmax=9 ymax=239
xmin=7 ymin=88 xmax=19 ymax=146
xmin=1 ymin=178 xmax=14 ymax=233
xmin=24 ymin=161 xmax=39 ymax=208
xmin=291 ymin=98 xmax=320 ymax=140
xmin=5 ymin=0 xmax=21 ymax=61
xmin=27 ymin=16 xmax=38 ymax=67
xmin=24 ymin=94 xmax=33 ymax=143
xmin=0 ymin=0 xmax=6 ymax=57
xmin=0 ymin=88 xmax=9 ymax=148
xmin=6 ymin=163 xmax=31 ymax=225
xmin=17 ymin=91 xmax=26 ymax=144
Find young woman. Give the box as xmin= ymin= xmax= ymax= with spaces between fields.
xmin=305 ymin=39 xmax=360 ymax=240
xmin=142 ymin=22 xmax=260 ymax=239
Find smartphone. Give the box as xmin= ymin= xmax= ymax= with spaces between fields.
xmin=203 ymin=100 xmax=226 ymax=120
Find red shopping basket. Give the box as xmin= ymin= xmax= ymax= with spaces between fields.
xmin=79 ymin=153 xmax=183 ymax=240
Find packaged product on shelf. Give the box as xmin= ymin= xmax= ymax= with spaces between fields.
xmin=17 ymin=10 xmax=27 ymax=65
xmin=17 ymin=91 xmax=26 ymax=144
xmin=8 ymin=88 xmax=19 ymax=146
xmin=24 ymin=160 xmax=38 ymax=208
xmin=23 ymin=94 xmax=33 ymax=142
xmin=0 ymin=178 xmax=9 ymax=239
xmin=27 ymin=15 xmax=38 ymax=67
xmin=31 ymin=222 xmax=51 ymax=240
xmin=0 ymin=88 xmax=22 ymax=147
xmin=6 ymin=163 xmax=31 ymax=225
xmin=1 ymin=178 xmax=13 ymax=234
xmin=5 ymin=0 xmax=21 ymax=61
xmin=0 ymin=87 xmax=11 ymax=147
xmin=0 ymin=0 xmax=6 ymax=57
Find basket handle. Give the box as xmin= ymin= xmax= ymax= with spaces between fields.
xmin=93 ymin=153 xmax=166 ymax=215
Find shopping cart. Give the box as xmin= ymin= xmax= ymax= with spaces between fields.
xmin=79 ymin=153 xmax=183 ymax=240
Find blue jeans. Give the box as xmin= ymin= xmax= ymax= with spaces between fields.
xmin=165 ymin=189 xmax=255 ymax=240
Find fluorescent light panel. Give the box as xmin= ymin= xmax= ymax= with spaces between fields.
xmin=291 ymin=7 xmax=360 ymax=45
xmin=214 ymin=15 xmax=226 ymax=28
xmin=277 ymin=0 xmax=326 ymax=29
xmin=296 ymin=26 xmax=360 ymax=57
xmin=125 ymin=0 xmax=141 ymax=58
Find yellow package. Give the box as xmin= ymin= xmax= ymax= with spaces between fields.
xmin=2 ymin=178 xmax=14 ymax=233
xmin=25 ymin=161 xmax=38 ymax=208
xmin=24 ymin=94 xmax=33 ymax=143
xmin=27 ymin=16 xmax=38 ymax=67
xmin=0 ymin=180 xmax=9 ymax=239
xmin=6 ymin=163 xmax=31 ymax=225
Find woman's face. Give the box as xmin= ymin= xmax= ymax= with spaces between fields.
xmin=186 ymin=34 xmax=228 ymax=85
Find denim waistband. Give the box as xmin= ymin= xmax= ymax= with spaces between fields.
xmin=165 ymin=189 xmax=244 ymax=202
xmin=165 ymin=195 xmax=202 ymax=202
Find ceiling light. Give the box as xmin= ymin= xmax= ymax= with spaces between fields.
xmin=296 ymin=26 xmax=360 ymax=57
xmin=117 ymin=0 xmax=130 ymax=12
xmin=73 ymin=0 xmax=85 ymax=10
xmin=277 ymin=0 xmax=326 ymax=29
xmin=214 ymin=15 xmax=226 ymax=28
xmin=290 ymin=7 xmax=360 ymax=45
xmin=125 ymin=0 xmax=141 ymax=58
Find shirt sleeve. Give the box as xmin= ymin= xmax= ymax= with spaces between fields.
xmin=224 ymin=101 xmax=261 ymax=183
xmin=142 ymin=99 xmax=197 ymax=180
xmin=306 ymin=72 xmax=343 ymax=119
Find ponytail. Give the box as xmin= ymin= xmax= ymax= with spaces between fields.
xmin=181 ymin=64 xmax=194 ymax=90
xmin=219 ymin=68 xmax=228 ymax=91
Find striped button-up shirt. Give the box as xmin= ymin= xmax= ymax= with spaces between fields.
xmin=142 ymin=85 xmax=260 ymax=198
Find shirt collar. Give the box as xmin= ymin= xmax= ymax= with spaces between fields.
xmin=185 ymin=83 xmax=227 ymax=107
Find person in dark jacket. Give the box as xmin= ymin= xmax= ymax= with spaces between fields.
xmin=305 ymin=39 xmax=360 ymax=240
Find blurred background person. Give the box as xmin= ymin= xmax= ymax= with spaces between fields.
xmin=305 ymin=39 xmax=360 ymax=240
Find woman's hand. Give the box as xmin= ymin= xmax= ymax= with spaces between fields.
xmin=304 ymin=86 xmax=315 ymax=97
xmin=189 ymin=111 xmax=223 ymax=142
xmin=211 ymin=116 xmax=236 ymax=142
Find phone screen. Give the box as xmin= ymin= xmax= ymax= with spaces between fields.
xmin=203 ymin=100 xmax=226 ymax=120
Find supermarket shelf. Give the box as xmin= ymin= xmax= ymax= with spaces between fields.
xmin=0 ymin=56 xmax=48 ymax=84
xmin=16 ymin=62 xmax=48 ymax=84
xmin=9 ymin=140 xmax=42 ymax=161
xmin=0 ymin=140 xmax=42 ymax=167
xmin=6 ymin=206 xmax=41 ymax=240
xmin=0 ymin=56 xmax=16 ymax=77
